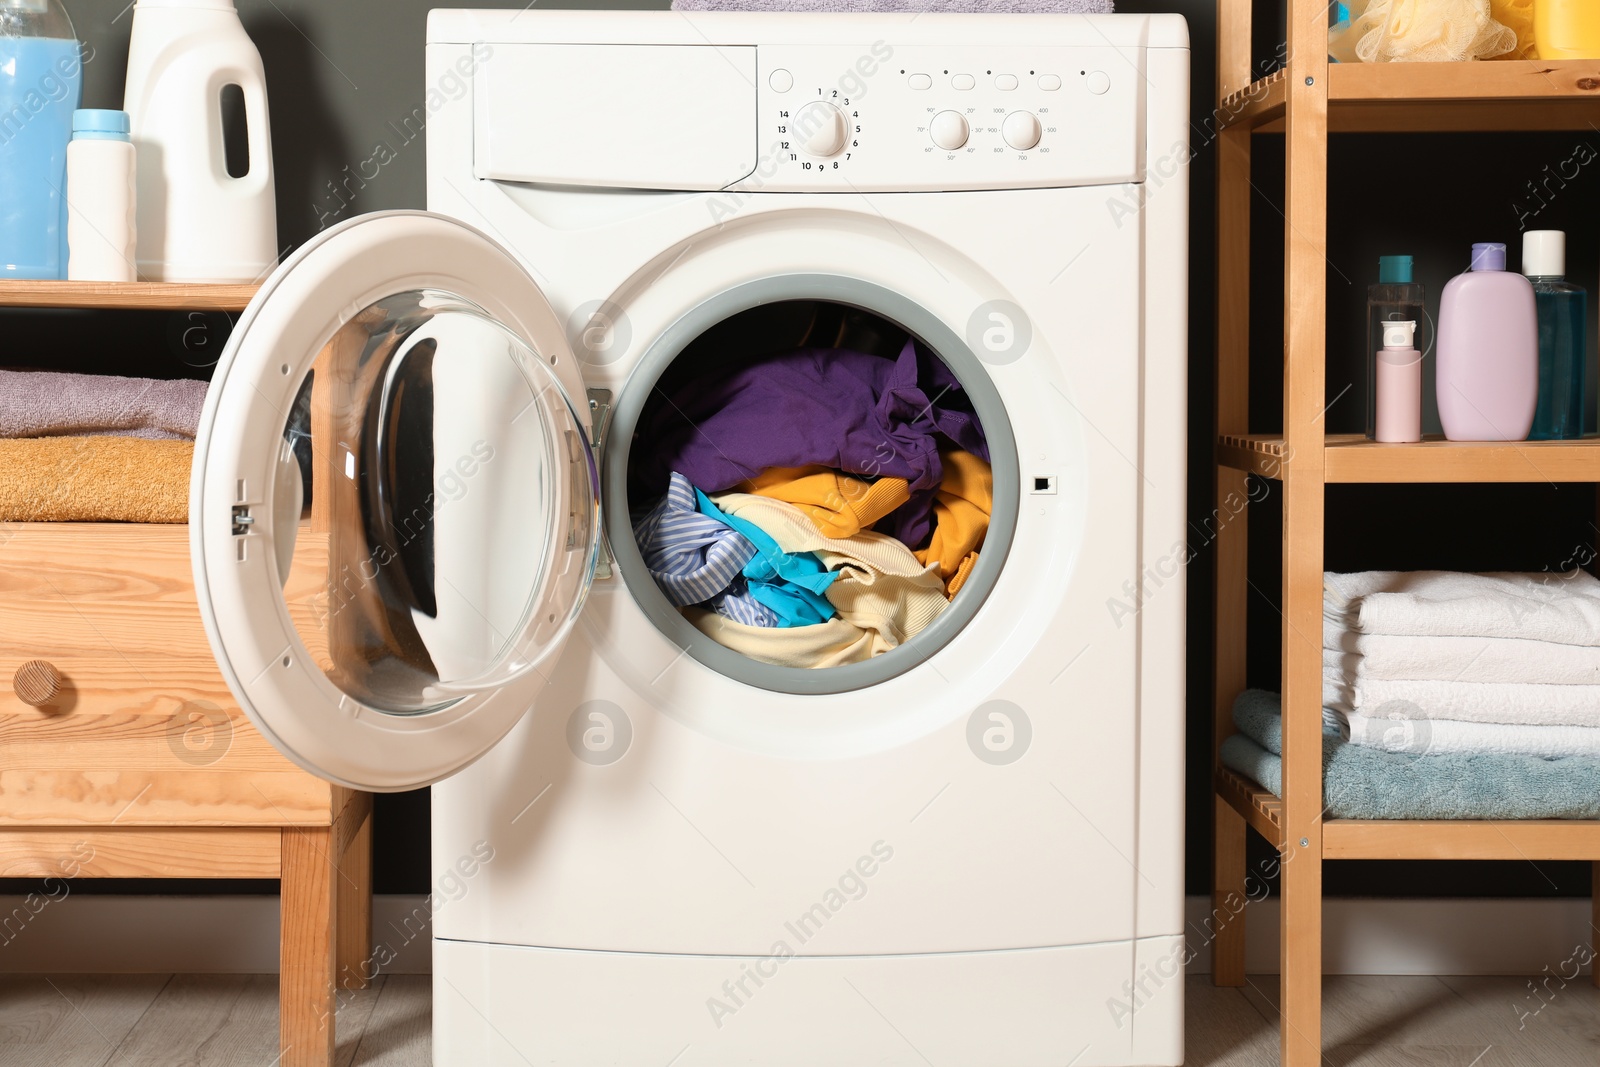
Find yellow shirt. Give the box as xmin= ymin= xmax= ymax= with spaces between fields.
xmin=740 ymin=466 xmax=911 ymax=539
xmin=913 ymin=449 xmax=992 ymax=596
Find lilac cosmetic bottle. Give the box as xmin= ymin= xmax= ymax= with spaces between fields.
xmin=1436 ymin=242 xmax=1538 ymax=442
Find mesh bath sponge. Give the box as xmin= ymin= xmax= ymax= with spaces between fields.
xmin=1490 ymin=0 xmax=1537 ymax=59
xmin=1352 ymin=0 xmax=1517 ymax=62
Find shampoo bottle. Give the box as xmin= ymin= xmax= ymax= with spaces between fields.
xmin=1366 ymin=254 xmax=1426 ymax=439
xmin=1436 ymin=243 xmax=1538 ymax=442
xmin=1522 ymin=230 xmax=1587 ymax=440
xmin=1375 ymin=320 xmax=1422 ymax=443
xmin=1535 ymin=0 xmax=1600 ymax=60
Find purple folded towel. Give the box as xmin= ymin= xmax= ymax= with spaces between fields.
xmin=672 ymin=1 xmax=1113 ymax=11
xmin=0 ymin=369 xmax=207 ymax=441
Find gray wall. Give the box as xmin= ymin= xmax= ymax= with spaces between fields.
xmin=70 ymin=0 xmax=667 ymax=252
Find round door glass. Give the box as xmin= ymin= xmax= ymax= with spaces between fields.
xmin=276 ymin=289 xmax=598 ymax=715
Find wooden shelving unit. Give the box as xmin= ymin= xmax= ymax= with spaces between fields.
xmin=0 ymin=279 xmax=356 ymax=1067
xmin=0 ymin=279 xmax=259 ymax=311
xmin=1210 ymin=8 xmax=1600 ymax=1065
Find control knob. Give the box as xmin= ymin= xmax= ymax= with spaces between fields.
xmin=1003 ymin=111 xmax=1042 ymax=150
xmin=930 ymin=110 xmax=969 ymax=151
xmin=794 ymin=101 xmax=848 ymax=157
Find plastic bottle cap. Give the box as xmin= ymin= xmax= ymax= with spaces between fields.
xmin=1378 ymin=255 xmax=1414 ymax=284
xmin=1470 ymin=242 xmax=1507 ymax=272
xmin=1522 ymin=230 xmax=1566 ymax=277
xmin=1381 ymin=320 xmax=1417 ymax=349
xmin=72 ymin=109 xmax=131 ymax=142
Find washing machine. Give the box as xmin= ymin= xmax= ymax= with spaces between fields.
xmin=189 ymin=9 xmax=1190 ymax=1065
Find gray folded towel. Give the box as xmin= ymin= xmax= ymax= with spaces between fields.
xmin=0 ymin=369 xmax=207 ymax=441
xmin=672 ymin=1 xmax=1113 ymax=12
xmin=1222 ymin=690 xmax=1600 ymax=820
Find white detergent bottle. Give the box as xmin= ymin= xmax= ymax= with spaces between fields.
xmin=123 ymin=0 xmax=277 ymax=282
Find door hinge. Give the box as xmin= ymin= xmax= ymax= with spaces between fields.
xmin=587 ymin=388 xmax=614 ymax=580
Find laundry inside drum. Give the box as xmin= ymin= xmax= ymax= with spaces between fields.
xmin=626 ymin=300 xmax=994 ymax=671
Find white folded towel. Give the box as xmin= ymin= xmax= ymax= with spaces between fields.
xmin=1339 ymin=708 xmax=1600 ymax=760
xmin=1322 ymin=633 xmax=1600 ymax=685
xmin=1325 ymin=569 xmax=1600 ymax=646
xmin=1323 ymin=669 xmax=1600 ymax=728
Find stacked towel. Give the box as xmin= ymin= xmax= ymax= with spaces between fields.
xmin=0 ymin=369 xmax=206 ymax=440
xmin=1323 ymin=570 xmax=1600 ymax=759
xmin=0 ymin=369 xmax=206 ymax=524
xmin=1219 ymin=690 xmax=1600 ymax=820
xmin=0 ymin=438 xmax=192 ymax=523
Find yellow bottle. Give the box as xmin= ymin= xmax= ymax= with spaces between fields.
xmin=1536 ymin=0 xmax=1600 ymax=59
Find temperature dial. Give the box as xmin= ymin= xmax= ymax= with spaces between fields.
xmin=795 ymin=101 xmax=848 ymax=157
xmin=930 ymin=110 xmax=969 ymax=151
xmin=1003 ymin=111 xmax=1042 ymax=150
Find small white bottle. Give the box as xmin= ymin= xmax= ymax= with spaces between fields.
xmin=66 ymin=109 xmax=137 ymax=282
xmin=1375 ymin=319 xmax=1422 ymax=443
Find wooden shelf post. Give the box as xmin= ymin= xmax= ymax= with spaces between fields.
xmin=1210 ymin=0 xmax=1254 ymax=992
xmin=1277 ymin=3 xmax=1332 ymax=1064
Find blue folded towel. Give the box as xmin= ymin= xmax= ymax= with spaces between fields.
xmin=1221 ymin=690 xmax=1600 ymax=820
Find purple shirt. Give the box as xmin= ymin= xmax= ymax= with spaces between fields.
xmin=631 ymin=340 xmax=989 ymax=547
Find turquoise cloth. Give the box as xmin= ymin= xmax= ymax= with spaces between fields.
xmin=1221 ymin=689 xmax=1600 ymax=820
xmin=695 ymin=489 xmax=837 ymax=627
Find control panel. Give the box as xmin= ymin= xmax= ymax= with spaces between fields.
xmin=738 ymin=44 xmax=1143 ymax=193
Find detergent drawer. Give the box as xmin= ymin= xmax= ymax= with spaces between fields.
xmin=473 ymin=43 xmax=758 ymax=191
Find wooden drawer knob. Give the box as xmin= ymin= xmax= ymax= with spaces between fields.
xmin=14 ymin=660 xmax=63 ymax=707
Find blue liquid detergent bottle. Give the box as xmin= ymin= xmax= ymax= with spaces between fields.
xmin=0 ymin=0 xmax=82 ymax=279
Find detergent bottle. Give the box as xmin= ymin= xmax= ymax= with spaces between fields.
xmin=0 ymin=0 xmax=83 ymax=279
xmin=123 ymin=0 xmax=277 ymax=282
xmin=1535 ymin=0 xmax=1600 ymax=59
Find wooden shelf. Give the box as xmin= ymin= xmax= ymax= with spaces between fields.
xmin=1324 ymin=819 xmax=1600 ymax=860
xmin=1219 ymin=772 xmax=1600 ymax=860
xmin=1219 ymin=433 xmax=1600 ymax=483
xmin=0 ymin=280 xmax=260 ymax=311
xmin=1216 ymin=767 xmax=1284 ymax=848
xmin=1220 ymin=58 xmax=1600 ymax=134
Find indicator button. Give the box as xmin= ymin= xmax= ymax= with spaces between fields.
xmin=1086 ymin=70 xmax=1111 ymax=95
xmin=909 ymin=72 xmax=932 ymax=90
xmin=995 ymin=73 xmax=1019 ymax=90
xmin=1039 ymin=74 xmax=1062 ymax=91
xmin=952 ymin=73 xmax=975 ymax=90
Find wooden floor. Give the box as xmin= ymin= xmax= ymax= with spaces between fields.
xmin=2 ymin=973 xmax=1597 ymax=1064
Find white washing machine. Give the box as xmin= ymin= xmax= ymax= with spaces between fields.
xmin=189 ymin=9 xmax=1189 ymax=1065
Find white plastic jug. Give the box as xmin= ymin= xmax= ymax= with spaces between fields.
xmin=123 ymin=0 xmax=276 ymax=283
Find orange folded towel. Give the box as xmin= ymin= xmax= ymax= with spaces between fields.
xmin=0 ymin=437 xmax=192 ymax=523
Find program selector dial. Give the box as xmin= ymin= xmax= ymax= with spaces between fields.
xmin=794 ymin=101 xmax=848 ymax=157
xmin=930 ymin=110 xmax=969 ymax=150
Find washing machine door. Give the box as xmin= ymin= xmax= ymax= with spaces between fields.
xmin=191 ymin=212 xmax=600 ymax=791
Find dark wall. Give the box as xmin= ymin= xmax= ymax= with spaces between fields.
xmin=5 ymin=1 xmax=1587 ymax=903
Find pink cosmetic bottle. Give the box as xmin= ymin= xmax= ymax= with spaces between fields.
xmin=1375 ymin=320 xmax=1422 ymax=443
xmin=1436 ymin=242 xmax=1538 ymax=441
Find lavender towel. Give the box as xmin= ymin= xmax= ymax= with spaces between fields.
xmin=0 ymin=369 xmax=207 ymax=441
xmin=673 ymin=1 xmax=1113 ymax=10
